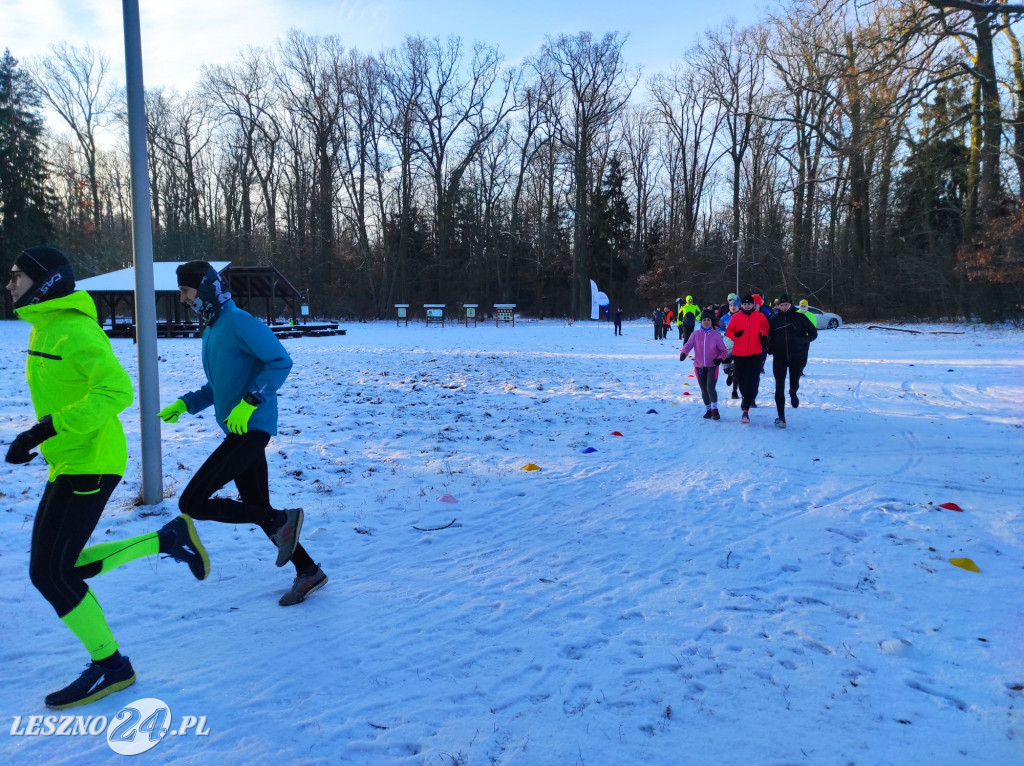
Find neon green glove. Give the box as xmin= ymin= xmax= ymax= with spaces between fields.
xmin=226 ymin=399 xmax=257 ymax=434
xmin=158 ymin=399 xmax=187 ymax=424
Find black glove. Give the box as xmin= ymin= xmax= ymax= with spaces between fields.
xmin=733 ymin=329 xmax=744 ymax=337
xmin=6 ymin=416 xmax=56 ymax=465
xmin=679 ymin=352 xmax=687 ymax=361
xmin=713 ymin=358 xmax=724 ymax=365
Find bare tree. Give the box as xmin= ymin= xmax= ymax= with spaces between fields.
xmin=693 ymin=21 xmax=769 ymax=295
xmin=535 ymin=31 xmax=637 ymax=318
xmin=925 ymin=1 xmax=1024 ymax=217
xmin=338 ymin=49 xmax=392 ymax=315
xmin=620 ymin=105 xmax=658 ymax=275
xmin=33 ymin=43 xmax=115 ymax=233
xmin=399 ymin=35 xmax=520 ymax=299
xmin=379 ymin=39 xmax=428 ymax=307
xmin=278 ymin=30 xmax=346 ymax=279
xmin=649 ymin=63 xmax=725 ymax=256
xmin=1003 ymin=17 xmax=1024 ymax=197
xmin=202 ymin=47 xmax=283 ymax=259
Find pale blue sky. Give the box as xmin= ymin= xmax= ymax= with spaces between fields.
xmin=2 ymin=0 xmax=768 ymax=90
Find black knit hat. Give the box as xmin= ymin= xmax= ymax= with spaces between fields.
xmin=16 ymin=246 xmax=73 ymax=284
xmin=777 ymin=294 xmax=792 ymax=304
xmin=176 ymin=260 xmax=211 ymax=290
xmin=14 ymin=246 xmax=75 ymax=308
xmin=741 ymin=294 xmax=754 ymax=304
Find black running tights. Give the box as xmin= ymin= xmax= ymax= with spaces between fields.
xmin=773 ymin=353 xmax=806 ymax=420
xmin=30 ymin=474 xmax=121 ymax=617
xmin=732 ymin=355 xmax=761 ymax=411
xmin=179 ymin=431 xmax=313 ymax=573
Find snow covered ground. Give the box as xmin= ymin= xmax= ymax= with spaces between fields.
xmin=0 ymin=317 xmax=1022 ymax=765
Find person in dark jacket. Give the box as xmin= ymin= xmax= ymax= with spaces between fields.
xmin=613 ymin=307 xmax=623 ymax=336
xmin=724 ymin=295 xmax=770 ymax=424
xmin=159 ymin=261 xmax=327 ymax=607
xmin=652 ymin=306 xmax=664 ymax=340
xmin=767 ymin=294 xmax=818 ymax=428
xmin=6 ymin=246 xmax=209 ymax=710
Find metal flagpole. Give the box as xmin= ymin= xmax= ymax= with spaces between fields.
xmin=122 ymin=0 xmax=163 ymax=504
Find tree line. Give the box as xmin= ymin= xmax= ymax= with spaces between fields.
xmin=2 ymin=0 xmax=1023 ymax=321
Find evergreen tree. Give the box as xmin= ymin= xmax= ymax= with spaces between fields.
xmin=0 ymin=48 xmax=53 ymax=263
xmin=587 ymin=156 xmax=632 ymax=303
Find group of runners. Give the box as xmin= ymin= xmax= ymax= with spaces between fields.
xmin=5 ymin=247 xmax=326 ymax=710
xmin=675 ymin=292 xmax=818 ymax=428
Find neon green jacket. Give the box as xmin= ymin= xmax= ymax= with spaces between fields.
xmin=15 ymin=292 xmax=133 ymax=480
xmin=797 ymin=308 xmax=818 ymax=328
xmin=678 ymin=298 xmax=701 ymax=325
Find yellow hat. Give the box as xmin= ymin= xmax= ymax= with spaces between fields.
xmin=799 ymin=299 xmax=809 ymax=308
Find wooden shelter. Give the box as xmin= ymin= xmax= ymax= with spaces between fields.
xmin=75 ymin=261 xmax=230 ymax=337
xmin=74 ymin=262 xmax=305 ymax=338
xmin=228 ymin=266 xmax=301 ymax=324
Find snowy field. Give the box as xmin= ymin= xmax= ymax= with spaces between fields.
xmin=0 ymin=317 xmax=1022 ymax=765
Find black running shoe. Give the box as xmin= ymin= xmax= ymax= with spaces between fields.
xmin=45 ymin=657 xmax=136 ymax=710
xmin=741 ymin=411 xmax=750 ymax=424
xmin=279 ymin=564 xmax=328 ymax=606
xmin=271 ymin=508 xmax=304 ymax=567
xmin=160 ymin=514 xmax=210 ymax=580
xmin=790 ymin=390 xmax=799 ymax=408
xmin=703 ymin=409 xmax=714 ymax=419
xmin=711 ymin=409 xmax=721 ymax=421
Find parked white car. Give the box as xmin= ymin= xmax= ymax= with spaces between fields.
xmin=805 ymin=305 xmax=842 ymax=329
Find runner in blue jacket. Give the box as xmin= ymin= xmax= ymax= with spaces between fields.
xmin=159 ymin=261 xmax=327 ymax=606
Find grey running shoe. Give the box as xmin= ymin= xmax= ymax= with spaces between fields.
xmin=160 ymin=514 xmax=210 ymax=580
xmin=741 ymin=411 xmax=750 ymax=424
xmin=774 ymin=418 xmax=787 ymax=429
xmin=271 ymin=508 xmax=304 ymax=567
xmin=279 ymin=564 xmax=328 ymax=606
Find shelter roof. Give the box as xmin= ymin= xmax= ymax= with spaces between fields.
xmin=76 ymin=261 xmax=231 ymax=292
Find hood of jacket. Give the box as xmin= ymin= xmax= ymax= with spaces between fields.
xmin=15 ymin=290 xmax=98 ymax=326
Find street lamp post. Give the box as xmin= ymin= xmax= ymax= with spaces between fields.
xmin=734 ymin=238 xmax=741 ymax=296
xmin=122 ymin=0 xmax=163 ymax=504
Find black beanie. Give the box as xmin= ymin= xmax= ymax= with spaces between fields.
xmin=14 ymin=246 xmax=75 ymax=308
xmin=176 ymin=260 xmax=211 ymax=290
xmin=777 ymin=294 xmax=791 ymax=304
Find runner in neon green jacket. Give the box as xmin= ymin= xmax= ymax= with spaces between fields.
xmin=678 ymin=296 xmax=702 ymax=342
xmin=6 ymin=246 xmax=210 ymax=710
xmin=797 ymin=299 xmax=818 ymax=328
xmin=18 ymin=290 xmax=133 ymax=480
